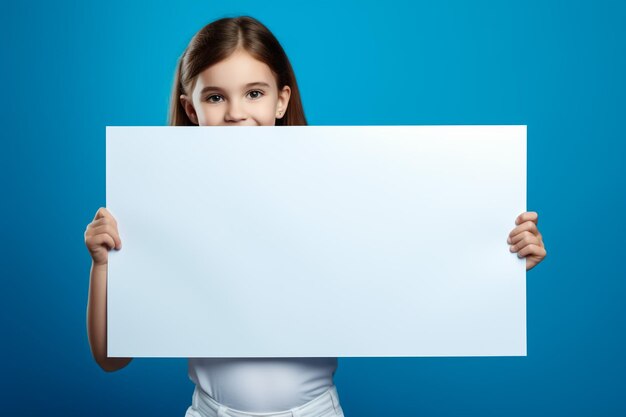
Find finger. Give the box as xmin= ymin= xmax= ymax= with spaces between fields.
xmin=88 ymin=224 xmax=122 ymax=249
xmin=508 ymin=230 xmax=534 ymax=245
xmin=94 ymin=207 xmax=108 ymax=221
xmin=515 ymin=211 xmax=538 ymax=225
xmin=509 ymin=234 xmax=541 ymax=253
xmin=89 ymin=216 xmax=117 ymax=231
xmin=93 ymin=207 xmax=118 ymax=226
xmin=86 ymin=223 xmax=115 ymax=237
xmin=509 ymin=221 xmax=538 ymax=239
xmin=88 ymin=218 xmax=107 ymax=230
xmin=517 ymin=244 xmax=546 ymax=258
xmin=96 ymin=224 xmax=122 ymax=249
xmin=89 ymin=233 xmax=116 ymax=251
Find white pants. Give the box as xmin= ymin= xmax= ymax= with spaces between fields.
xmin=184 ymin=385 xmax=345 ymax=417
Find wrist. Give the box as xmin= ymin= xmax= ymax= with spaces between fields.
xmin=92 ymin=260 xmax=108 ymax=270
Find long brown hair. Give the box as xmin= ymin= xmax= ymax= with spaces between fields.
xmin=169 ymin=16 xmax=307 ymax=126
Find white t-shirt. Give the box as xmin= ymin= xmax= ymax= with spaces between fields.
xmin=188 ymin=357 xmax=338 ymax=412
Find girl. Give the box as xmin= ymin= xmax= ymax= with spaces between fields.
xmin=84 ymin=16 xmax=547 ymax=417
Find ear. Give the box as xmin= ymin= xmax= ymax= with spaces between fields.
xmin=275 ymin=85 xmax=291 ymax=119
xmin=179 ymin=94 xmax=199 ymax=125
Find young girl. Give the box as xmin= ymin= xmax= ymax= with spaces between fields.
xmin=84 ymin=16 xmax=547 ymax=417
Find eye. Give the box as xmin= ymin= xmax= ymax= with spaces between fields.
xmin=206 ymin=94 xmax=224 ymax=103
xmin=247 ymin=90 xmax=264 ymax=100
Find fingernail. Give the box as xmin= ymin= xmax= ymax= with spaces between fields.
xmin=507 ymin=237 xmax=511 ymax=243
xmin=509 ymin=245 xmax=514 ymax=252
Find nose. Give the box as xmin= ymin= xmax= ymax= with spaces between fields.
xmin=224 ymin=100 xmax=247 ymax=123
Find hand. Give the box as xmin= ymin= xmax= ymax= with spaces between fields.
xmin=84 ymin=207 xmax=122 ymax=267
xmin=507 ymin=211 xmax=546 ymax=271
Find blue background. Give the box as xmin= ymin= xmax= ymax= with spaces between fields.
xmin=3 ymin=1 xmax=625 ymax=415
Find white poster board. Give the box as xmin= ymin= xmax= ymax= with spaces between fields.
xmin=106 ymin=125 xmax=526 ymax=357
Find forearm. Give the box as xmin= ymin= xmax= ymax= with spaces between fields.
xmin=86 ymin=262 xmax=132 ymax=372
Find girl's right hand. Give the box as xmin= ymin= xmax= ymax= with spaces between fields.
xmin=84 ymin=207 xmax=122 ymax=266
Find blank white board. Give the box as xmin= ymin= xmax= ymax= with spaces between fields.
xmin=106 ymin=125 xmax=526 ymax=357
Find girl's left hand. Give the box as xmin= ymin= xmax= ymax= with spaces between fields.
xmin=507 ymin=211 xmax=547 ymax=271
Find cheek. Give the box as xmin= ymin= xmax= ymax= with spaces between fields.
xmin=259 ymin=113 xmax=277 ymax=126
xmin=255 ymin=106 xmax=278 ymax=126
xmin=196 ymin=106 xmax=222 ymax=126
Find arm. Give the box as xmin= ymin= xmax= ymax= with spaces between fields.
xmin=86 ymin=261 xmax=132 ymax=372
xmin=85 ymin=207 xmax=132 ymax=372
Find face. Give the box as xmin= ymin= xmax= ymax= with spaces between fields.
xmin=180 ymin=49 xmax=291 ymax=126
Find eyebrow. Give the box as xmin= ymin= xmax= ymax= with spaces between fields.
xmin=200 ymin=82 xmax=271 ymax=95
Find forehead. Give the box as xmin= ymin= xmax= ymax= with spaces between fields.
xmin=194 ymin=50 xmax=277 ymax=91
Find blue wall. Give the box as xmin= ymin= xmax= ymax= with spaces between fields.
xmin=3 ymin=1 xmax=625 ymax=415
